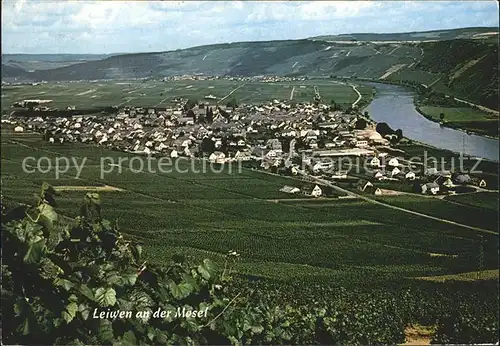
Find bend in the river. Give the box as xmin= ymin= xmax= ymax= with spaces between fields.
xmin=362 ymin=82 xmax=499 ymax=162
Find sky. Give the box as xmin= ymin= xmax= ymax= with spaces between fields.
xmin=2 ymin=0 xmax=499 ymax=54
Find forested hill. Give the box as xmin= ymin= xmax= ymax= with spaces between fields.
xmin=2 ymin=28 xmax=498 ymax=109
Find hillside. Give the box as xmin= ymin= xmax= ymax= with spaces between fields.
xmin=387 ymin=39 xmax=499 ymax=110
xmin=2 ymin=28 xmax=498 ymax=109
xmin=310 ymin=27 xmax=498 ymax=42
xmin=0 ymin=39 xmax=423 ymax=81
xmin=1 ymin=53 xmax=114 ymax=71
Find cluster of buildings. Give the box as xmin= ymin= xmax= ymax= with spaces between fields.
xmin=3 ymin=91 xmax=487 ymax=198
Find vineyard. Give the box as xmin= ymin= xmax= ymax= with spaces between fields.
xmin=2 ymin=183 xmax=499 ymax=344
xmin=1 ymin=79 xmax=372 ymax=113
xmin=1 ymin=130 xmax=499 ymax=287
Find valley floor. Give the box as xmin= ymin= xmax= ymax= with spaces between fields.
xmin=1 ymin=130 xmax=498 ymax=287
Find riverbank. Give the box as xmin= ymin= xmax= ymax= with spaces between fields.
xmin=414 ymin=105 xmax=499 ymax=139
xmin=356 ymin=77 xmax=498 ymax=139
xmin=360 ymin=81 xmax=499 ymax=162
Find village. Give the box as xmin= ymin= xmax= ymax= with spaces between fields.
xmin=3 ymin=83 xmax=488 ymax=200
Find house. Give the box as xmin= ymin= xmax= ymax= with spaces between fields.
xmin=355 ymin=140 xmax=368 ymax=148
xmin=388 ymin=158 xmax=399 ymax=167
xmin=421 ymin=182 xmax=440 ymax=195
xmin=306 ymin=185 xmax=323 ymax=197
xmin=424 ymin=168 xmax=438 ymax=176
xmin=367 ymin=157 xmax=381 ymax=168
xmin=365 ymin=185 xmax=383 ymax=196
xmin=14 ymin=126 xmax=24 ymax=132
xmin=373 ymin=170 xmax=384 ymax=180
xmin=234 ymin=151 xmax=251 ymax=161
xmin=260 ymin=161 xmax=271 ymax=170
xmin=279 ymin=185 xmax=301 ymax=194
xmin=357 ymin=179 xmax=373 ymax=192
xmin=390 ymin=167 xmax=401 ymax=177
xmin=454 ymin=174 xmax=471 ymax=185
xmin=405 ymin=172 xmax=416 ymax=180
xmin=170 ymin=150 xmax=178 ymax=158
xmin=209 ymin=151 xmax=226 ymax=164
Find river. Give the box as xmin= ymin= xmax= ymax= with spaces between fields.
xmin=363 ymin=82 xmax=499 ymax=162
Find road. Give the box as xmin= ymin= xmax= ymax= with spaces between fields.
xmin=453 ymin=97 xmax=499 ymax=116
xmin=296 ymin=169 xmax=498 ymax=235
xmin=218 ymin=83 xmax=247 ymax=103
xmin=420 ymin=84 xmax=498 ymax=116
xmin=350 ymin=84 xmax=363 ymax=108
xmin=289 ymin=86 xmax=295 ymax=100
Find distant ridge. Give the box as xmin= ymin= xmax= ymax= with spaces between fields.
xmin=1 ymin=27 xmax=498 ymax=110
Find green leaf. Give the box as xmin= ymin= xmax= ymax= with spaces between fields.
xmin=54 ymin=278 xmax=75 ymax=291
xmin=79 ymin=284 xmax=95 ymax=301
xmin=156 ymin=332 xmax=169 ymax=344
xmin=197 ymin=264 xmax=211 ymax=281
xmin=252 ymin=325 xmax=264 ymax=334
xmin=95 ymin=287 xmax=117 ymax=307
xmin=37 ymin=203 xmax=58 ymax=224
xmin=197 ymin=258 xmax=218 ymax=281
xmin=131 ymin=244 xmax=142 ymax=263
xmin=99 ymin=319 xmax=114 ymax=342
xmin=169 ymin=281 xmax=193 ymax=299
xmin=23 ymin=239 xmax=46 ymax=264
xmin=62 ymin=302 xmax=78 ymax=323
xmin=79 ymin=303 xmax=90 ymax=321
xmin=106 ymin=273 xmax=122 ymax=285
xmin=20 ymin=317 xmax=31 ymax=335
xmin=122 ymin=273 xmax=138 ymax=286
xmin=203 ymin=258 xmax=218 ymax=273
xmin=121 ymin=331 xmax=137 ymax=346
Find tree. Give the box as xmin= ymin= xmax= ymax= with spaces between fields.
xmin=355 ymin=118 xmax=367 ymax=130
xmin=363 ymin=111 xmax=369 ymax=118
xmin=376 ymin=122 xmax=394 ymax=137
xmin=206 ymin=107 xmax=214 ymax=123
xmin=226 ymin=98 xmax=238 ymax=110
xmin=395 ymin=129 xmax=403 ymax=140
xmin=187 ymin=109 xmax=196 ymax=122
xmin=183 ymin=99 xmax=197 ymax=111
xmin=439 ymin=112 xmax=445 ymax=121
xmin=201 ymin=137 xmax=215 ymax=154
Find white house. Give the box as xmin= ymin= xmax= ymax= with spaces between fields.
xmin=280 ymin=185 xmax=301 ymax=194
xmin=388 ymin=158 xmax=399 ymax=167
xmin=368 ymin=157 xmax=380 ymax=168
xmin=374 ymin=170 xmax=384 ymax=180
xmin=421 ymin=182 xmax=440 ymax=195
xmin=356 ymin=140 xmax=369 ymax=148
xmin=209 ymin=151 xmax=226 ymax=164
xmin=14 ymin=126 xmax=24 ymax=132
xmin=265 ymin=150 xmax=278 ymax=159
xmin=391 ymin=167 xmax=401 ymax=177
xmin=234 ymin=151 xmax=251 ymax=161
xmin=405 ymin=172 xmax=416 ymax=180
xmin=310 ymin=185 xmax=323 ymax=197
xmin=170 ymin=150 xmax=178 ymax=158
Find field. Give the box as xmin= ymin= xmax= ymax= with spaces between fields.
xmin=418 ymin=105 xmax=498 ymax=137
xmin=1 ymin=130 xmax=498 ymax=287
xmin=1 ymin=79 xmax=372 ymax=112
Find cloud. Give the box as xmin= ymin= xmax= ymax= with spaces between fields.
xmin=1 ymin=0 xmax=498 ymax=54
